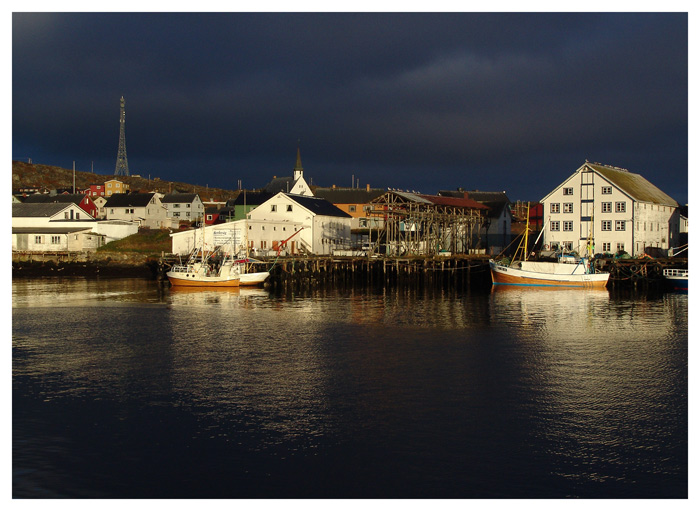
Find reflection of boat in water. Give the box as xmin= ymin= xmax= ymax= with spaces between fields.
xmin=168 ymin=285 xmax=268 ymax=306
xmin=663 ymin=268 xmax=688 ymax=292
xmin=489 ymin=255 xmax=610 ymax=288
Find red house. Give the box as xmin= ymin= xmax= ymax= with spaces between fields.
xmin=84 ymin=184 xmax=106 ymax=197
xmin=22 ymin=193 xmax=99 ymax=218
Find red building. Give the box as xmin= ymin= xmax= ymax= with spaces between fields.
xmin=84 ymin=184 xmax=106 ymax=197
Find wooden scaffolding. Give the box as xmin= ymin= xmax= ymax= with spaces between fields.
xmin=366 ymin=191 xmax=488 ymax=256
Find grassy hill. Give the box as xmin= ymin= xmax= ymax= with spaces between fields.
xmin=12 ymin=160 xmax=240 ymax=203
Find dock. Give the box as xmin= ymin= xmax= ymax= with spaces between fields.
xmin=157 ymin=253 xmax=688 ymax=291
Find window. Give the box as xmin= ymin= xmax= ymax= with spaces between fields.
xmin=550 ymin=203 xmax=560 ymax=214
xmin=34 ymin=235 xmax=43 ymax=244
xmin=563 ymin=221 xmax=573 ymax=231
xmin=563 ymin=241 xmax=573 ymax=250
xmin=601 ymin=220 xmax=612 ymax=231
xmin=616 ymin=243 xmax=625 ymax=252
xmin=65 ymin=212 xmax=70 ymax=219
xmin=602 ymin=186 xmax=612 ymax=194
xmin=107 ymin=183 xmax=112 ymax=188
xmin=271 ymin=205 xmax=277 ymax=212
xmin=173 ymin=212 xmax=180 ymax=217
xmin=51 ymin=236 xmax=61 ymax=244
xmin=602 ymin=242 xmax=611 ymax=252
xmin=174 ymin=203 xmax=180 ymax=208
xmin=601 ymin=202 xmax=612 ymax=213
xmin=287 ymin=205 xmax=293 ymax=212
xmin=349 ymin=205 xmax=357 ymax=212
xmin=206 ymin=214 xmax=213 ymax=221
xmin=186 ymin=204 xmax=190 ymax=208
xmin=563 ymin=203 xmax=574 ymax=213
xmin=615 ymin=202 xmax=626 ymax=213
xmin=563 ymin=187 xmax=574 ymax=196
xmin=550 ymin=221 xmax=560 ymax=231
xmin=615 ymin=220 xmax=626 ymax=231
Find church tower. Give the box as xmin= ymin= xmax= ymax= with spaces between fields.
xmin=293 ymin=146 xmax=304 ymax=182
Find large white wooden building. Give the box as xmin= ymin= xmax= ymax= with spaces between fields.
xmin=170 ymin=192 xmax=352 ymax=257
xmin=540 ymin=162 xmax=681 ymax=257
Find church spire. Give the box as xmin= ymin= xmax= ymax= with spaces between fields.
xmin=293 ymin=145 xmax=303 ymax=181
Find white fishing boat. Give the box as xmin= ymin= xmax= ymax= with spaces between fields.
xmin=489 ymin=202 xmax=609 ymax=288
xmin=235 ymin=258 xmax=271 ymax=286
xmin=489 ymin=255 xmax=610 ymax=288
xmin=167 ymin=247 xmax=241 ymax=287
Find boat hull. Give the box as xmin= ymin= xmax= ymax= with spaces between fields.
xmin=239 ymin=271 xmax=270 ymax=286
xmin=490 ymin=260 xmax=609 ymax=288
xmin=167 ymin=272 xmax=240 ymax=287
xmin=663 ymin=269 xmax=688 ymax=292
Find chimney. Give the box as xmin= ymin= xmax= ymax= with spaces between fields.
xmin=463 ymin=192 xmax=469 ymax=199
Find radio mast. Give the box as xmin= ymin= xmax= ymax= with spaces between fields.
xmin=115 ymin=96 xmax=130 ymax=176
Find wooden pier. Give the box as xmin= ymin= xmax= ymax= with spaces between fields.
xmin=156 ymin=253 xmax=687 ymax=291
xmin=265 ymin=255 xmax=493 ymax=292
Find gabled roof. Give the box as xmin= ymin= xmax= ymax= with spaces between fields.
xmin=23 ymin=193 xmax=89 ymax=204
xmin=264 ymin=176 xmax=297 ymax=194
xmin=104 ymin=193 xmax=156 ymax=208
xmin=585 ymin=163 xmax=679 ymax=207
xmin=313 ymin=187 xmax=386 ymax=204
xmin=13 ymin=203 xmax=72 ymax=217
xmin=285 ymin=194 xmax=352 ymax=218
xmin=417 ymin=194 xmax=489 ymax=209
xmin=439 ymin=190 xmax=511 ymax=218
xmin=542 ymin=162 xmax=679 ymax=207
xmin=161 ymin=193 xmax=199 ymax=204
xmin=229 ymin=191 xmax=274 ymax=207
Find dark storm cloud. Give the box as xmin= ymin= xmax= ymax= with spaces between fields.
xmin=12 ymin=12 xmax=688 ymax=202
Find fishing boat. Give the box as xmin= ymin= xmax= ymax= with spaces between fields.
xmin=662 ymin=268 xmax=688 ymax=292
xmin=489 ymin=256 xmax=610 ymax=288
xmin=235 ymin=258 xmax=271 ymax=286
xmin=167 ymin=247 xmax=241 ymax=287
xmin=489 ymin=202 xmax=609 ymax=288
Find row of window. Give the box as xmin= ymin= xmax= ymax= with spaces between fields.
xmin=551 ymin=241 xmax=625 ymax=252
xmin=34 ymin=235 xmax=62 ymax=244
xmin=550 ymin=202 xmax=626 ymax=213
xmin=270 ymin=204 xmax=294 ymax=212
xmin=561 ymin=186 xmax=614 ymax=196
xmin=550 ymin=220 xmax=627 ymax=231
xmin=550 ymin=220 xmax=665 ymax=232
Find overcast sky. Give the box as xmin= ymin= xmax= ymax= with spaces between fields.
xmin=11 ymin=11 xmax=689 ymax=203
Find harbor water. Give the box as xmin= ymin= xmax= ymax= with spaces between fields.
xmin=12 ymin=278 xmax=687 ymax=498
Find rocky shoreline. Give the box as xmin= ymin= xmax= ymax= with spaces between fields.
xmin=12 ymin=251 xmax=162 ymax=278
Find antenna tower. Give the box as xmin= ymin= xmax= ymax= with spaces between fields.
xmin=115 ymin=96 xmax=130 ymax=176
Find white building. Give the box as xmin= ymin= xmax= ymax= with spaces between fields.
xmin=541 ymin=162 xmax=681 ymax=257
xmin=161 ymin=193 xmax=205 ymax=224
xmin=170 ymin=193 xmax=352 ymax=257
xmin=104 ymin=192 xmax=171 ymax=229
xmin=12 ymin=203 xmax=140 ymax=252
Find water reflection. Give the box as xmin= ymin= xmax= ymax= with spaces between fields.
xmin=12 ymin=278 xmax=687 ymax=497
xmin=488 ymin=286 xmax=687 ymax=493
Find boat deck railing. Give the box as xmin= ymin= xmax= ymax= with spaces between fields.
xmin=663 ymin=268 xmax=688 ymax=278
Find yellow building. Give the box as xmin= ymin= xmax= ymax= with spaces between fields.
xmin=104 ymin=179 xmax=130 ymax=197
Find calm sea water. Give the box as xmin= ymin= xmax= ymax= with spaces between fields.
xmin=12 ymin=278 xmax=687 ymax=498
